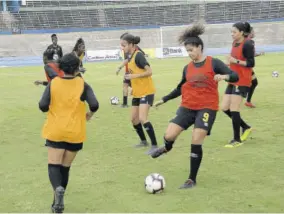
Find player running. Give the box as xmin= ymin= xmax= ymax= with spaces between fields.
xmin=39 ymin=53 xmax=99 ymax=213
xmin=149 ymin=24 xmax=239 ymax=189
xmin=222 ymin=22 xmax=254 ymax=147
xmin=120 ymin=33 xmax=158 ymax=154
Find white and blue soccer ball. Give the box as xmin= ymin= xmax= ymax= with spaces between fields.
xmin=272 ymin=71 xmax=279 ymax=78
xmin=145 ymin=173 xmax=166 ymax=194
xmin=110 ymin=96 xmax=119 ymax=105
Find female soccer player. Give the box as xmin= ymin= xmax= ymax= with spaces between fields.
xmin=120 ymin=33 xmax=158 ymax=154
xmin=116 ymin=32 xmax=146 ymax=108
xmin=39 ymin=53 xmax=99 ymax=213
xmin=149 ymin=24 xmax=239 ymax=189
xmin=73 ymin=38 xmax=86 ymax=74
xmin=245 ymin=27 xmax=264 ymax=108
xmin=222 ymin=22 xmax=254 ymax=147
xmin=34 ymin=49 xmax=64 ymax=86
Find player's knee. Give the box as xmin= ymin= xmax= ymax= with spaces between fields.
xmin=139 ymin=116 xmax=148 ymax=124
xmin=131 ymin=116 xmax=139 ymax=125
xmin=164 ymin=132 xmax=177 ymax=142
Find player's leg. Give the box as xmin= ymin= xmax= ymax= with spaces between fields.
xmin=150 ymin=107 xmax=195 ymax=158
xmin=180 ymin=109 xmax=216 ymax=189
xmin=132 ymin=98 xmax=148 ymax=147
xmin=245 ymin=72 xmax=258 ymax=108
xmin=138 ymin=94 xmax=158 ymax=154
xmin=121 ymin=80 xmax=130 ymax=108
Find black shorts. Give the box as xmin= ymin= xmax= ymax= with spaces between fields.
xmin=132 ymin=94 xmax=154 ymax=106
xmin=170 ymin=106 xmax=217 ymax=135
xmin=225 ymin=84 xmax=249 ymax=98
xmin=123 ymin=78 xmax=131 ymax=86
xmin=45 ymin=140 xmax=83 ymax=152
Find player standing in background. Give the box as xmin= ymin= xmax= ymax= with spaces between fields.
xmin=39 ymin=53 xmax=99 ymax=213
xmin=120 ymin=33 xmax=158 ymax=154
xmin=116 ymin=32 xmax=146 ymax=108
xmin=73 ymin=38 xmax=86 ymax=74
xmin=245 ymin=27 xmax=265 ymax=108
xmin=44 ymin=34 xmax=63 ymax=64
xmin=149 ymin=24 xmax=239 ymax=188
xmin=222 ymin=22 xmax=254 ymax=148
xmin=34 ymin=49 xmax=64 ymax=86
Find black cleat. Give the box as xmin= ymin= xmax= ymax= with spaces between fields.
xmin=134 ymin=140 xmax=149 ymax=148
xmin=53 ymin=186 xmax=65 ymax=213
xmin=145 ymin=145 xmax=158 ymax=155
xmin=179 ymin=179 xmax=196 ymax=189
xmin=150 ymin=147 xmax=167 ymax=158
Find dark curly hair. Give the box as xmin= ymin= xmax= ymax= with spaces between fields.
xmin=59 ymin=53 xmax=80 ymax=75
xmin=178 ymin=24 xmax=205 ymax=50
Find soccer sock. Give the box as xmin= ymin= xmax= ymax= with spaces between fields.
xmin=231 ymin=111 xmax=241 ymax=141
xmin=48 ymin=164 xmax=62 ymax=191
xmin=223 ymin=110 xmax=250 ymax=130
xmin=133 ymin=123 xmax=147 ymax=141
xmin=143 ymin=122 xmax=158 ymax=146
xmin=189 ymin=144 xmax=203 ymax=183
xmin=123 ymin=96 xmax=128 ymax=105
xmin=247 ymin=78 xmax=258 ymax=103
xmin=60 ymin=166 xmax=70 ymax=189
xmin=164 ymin=137 xmax=174 ymax=152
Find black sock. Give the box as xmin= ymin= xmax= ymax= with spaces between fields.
xmin=143 ymin=122 xmax=157 ymax=146
xmin=224 ymin=110 xmax=250 ymax=130
xmin=164 ymin=137 xmax=174 ymax=152
xmin=189 ymin=144 xmax=203 ymax=183
xmin=48 ymin=164 xmax=62 ymax=191
xmin=247 ymin=78 xmax=258 ymax=102
xmin=231 ymin=111 xmax=242 ymax=141
xmin=60 ymin=166 xmax=70 ymax=189
xmin=123 ymin=96 xmax=127 ymax=105
xmin=133 ymin=123 xmax=146 ymax=141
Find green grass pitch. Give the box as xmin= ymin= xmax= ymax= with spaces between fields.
xmin=0 ymin=53 xmax=284 ymax=212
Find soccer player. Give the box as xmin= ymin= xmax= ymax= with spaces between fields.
xmin=245 ymin=27 xmax=264 ymax=108
xmin=34 ymin=49 xmax=64 ymax=86
xmin=44 ymin=34 xmax=63 ymax=63
xmin=222 ymin=22 xmax=254 ymax=147
xmin=120 ymin=33 xmax=158 ymax=154
xmin=149 ymin=24 xmax=239 ymax=188
xmin=116 ymin=32 xmax=146 ymax=108
xmin=72 ymin=38 xmax=86 ymax=74
xmin=39 ymin=53 xmax=99 ymax=213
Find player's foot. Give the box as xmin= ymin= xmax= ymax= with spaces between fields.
xmin=134 ymin=140 xmax=148 ymax=148
xmin=241 ymin=127 xmax=252 ymax=142
xmin=245 ymin=102 xmax=256 ymax=108
xmin=179 ymin=179 xmax=196 ymax=189
xmin=120 ymin=104 xmax=129 ymax=108
xmin=53 ymin=186 xmax=65 ymax=213
xmin=149 ymin=146 xmax=167 ymax=158
xmin=224 ymin=139 xmax=243 ymax=148
xmin=145 ymin=145 xmax=158 ymax=155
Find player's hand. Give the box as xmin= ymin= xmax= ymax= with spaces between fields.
xmin=34 ymin=80 xmax=42 ymax=86
xmin=228 ymin=56 xmax=238 ymax=64
xmin=125 ymin=73 xmax=135 ymax=80
xmin=86 ymin=112 xmax=94 ymax=121
xmin=153 ymin=100 xmax=164 ymax=108
xmin=214 ymin=74 xmax=228 ymax=82
xmin=116 ymin=67 xmax=122 ymax=75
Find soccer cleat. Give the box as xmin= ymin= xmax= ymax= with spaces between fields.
xmin=145 ymin=145 xmax=158 ymax=155
xmin=245 ymin=102 xmax=256 ymax=108
xmin=134 ymin=140 xmax=149 ymax=148
xmin=150 ymin=147 xmax=167 ymax=158
xmin=179 ymin=179 xmax=196 ymax=189
xmin=53 ymin=186 xmax=65 ymax=213
xmin=241 ymin=128 xmax=252 ymax=142
xmin=224 ymin=139 xmax=243 ymax=148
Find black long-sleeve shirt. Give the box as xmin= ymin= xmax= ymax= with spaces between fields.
xmin=240 ymin=40 xmax=255 ymax=67
xmin=162 ymin=58 xmax=239 ymax=102
xmin=39 ymin=78 xmax=99 ymax=113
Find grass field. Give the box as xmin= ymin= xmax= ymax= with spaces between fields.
xmin=0 ymin=53 xmax=284 ymax=213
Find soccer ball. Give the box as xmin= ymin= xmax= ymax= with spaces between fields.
xmin=272 ymin=71 xmax=279 ymax=77
xmin=110 ymin=96 xmax=119 ymax=105
xmin=145 ymin=173 xmax=166 ymax=194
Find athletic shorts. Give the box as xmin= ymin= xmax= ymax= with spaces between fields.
xmin=132 ymin=94 xmax=154 ymax=106
xmin=225 ymin=84 xmax=249 ymax=98
xmin=45 ymin=139 xmax=83 ymax=152
xmin=123 ymin=78 xmax=131 ymax=86
xmin=170 ymin=106 xmax=217 ymax=135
